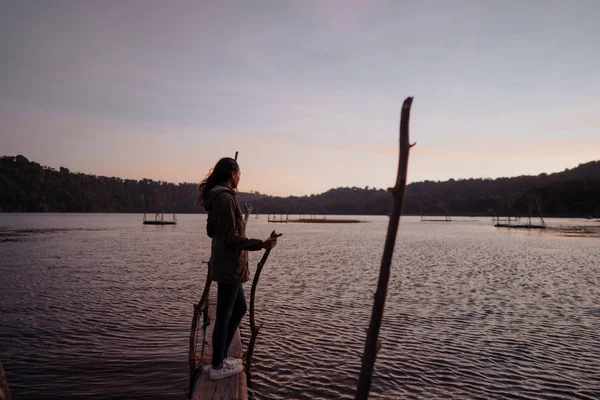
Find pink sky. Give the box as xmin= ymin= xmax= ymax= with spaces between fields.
xmin=1 ymin=1 xmax=599 ymax=196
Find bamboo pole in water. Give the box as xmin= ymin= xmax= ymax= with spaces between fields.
xmin=355 ymin=97 xmax=415 ymax=400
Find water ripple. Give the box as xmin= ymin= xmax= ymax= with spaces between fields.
xmin=0 ymin=214 xmax=599 ymax=399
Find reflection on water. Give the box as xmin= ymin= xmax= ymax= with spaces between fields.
xmin=0 ymin=214 xmax=598 ymax=399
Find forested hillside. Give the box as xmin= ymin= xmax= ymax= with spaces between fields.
xmin=1 ymin=155 xmax=599 ymax=217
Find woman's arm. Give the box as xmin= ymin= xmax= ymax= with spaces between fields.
xmin=214 ymin=194 xmax=265 ymax=251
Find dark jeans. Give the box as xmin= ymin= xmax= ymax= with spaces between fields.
xmin=212 ymin=282 xmax=247 ymax=367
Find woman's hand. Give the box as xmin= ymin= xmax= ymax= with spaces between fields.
xmin=262 ymin=237 xmax=278 ymax=250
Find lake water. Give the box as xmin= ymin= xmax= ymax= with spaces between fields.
xmin=0 ymin=214 xmax=598 ymax=399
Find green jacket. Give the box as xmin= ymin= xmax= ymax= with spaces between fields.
xmin=205 ymin=186 xmax=263 ymax=283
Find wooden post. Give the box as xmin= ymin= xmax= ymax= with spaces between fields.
xmin=188 ymin=264 xmax=212 ymax=395
xmin=245 ymin=230 xmax=283 ymax=386
xmin=0 ymin=361 xmax=11 ymax=400
xmin=534 ymin=195 xmax=546 ymax=228
xmin=355 ymin=97 xmax=415 ymax=400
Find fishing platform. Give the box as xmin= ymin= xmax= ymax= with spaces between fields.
xmin=268 ymin=213 xmax=363 ymax=223
xmin=493 ymin=215 xmax=546 ymax=229
xmin=420 ymin=215 xmax=452 ymax=222
xmin=142 ymin=211 xmax=177 ymax=225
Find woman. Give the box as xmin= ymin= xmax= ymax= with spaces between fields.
xmin=198 ymin=157 xmax=277 ymax=380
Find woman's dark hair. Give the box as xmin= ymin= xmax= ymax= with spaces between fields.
xmin=198 ymin=157 xmax=239 ymax=207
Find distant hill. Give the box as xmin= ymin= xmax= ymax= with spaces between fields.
xmin=1 ymin=155 xmax=599 ymax=217
xmin=404 ymin=163 xmax=600 ymax=217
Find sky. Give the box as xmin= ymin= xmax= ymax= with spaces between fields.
xmin=1 ymin=1 xmax=599 ymax=196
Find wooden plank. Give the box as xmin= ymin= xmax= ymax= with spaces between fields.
xmin=192 ymin=287 xmax=247 ymax=400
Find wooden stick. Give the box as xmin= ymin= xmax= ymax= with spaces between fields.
xmin=243 ymin=203 xmax=254 ymax=227
xmin=0 ymin=360 xmax=11 ymax=400
xmin=235 ymin=151 xmax=239 ymax=161
xmin=355 ymin=97 xmax=415 ymax=400
xmin=245 ymin=230 xmax=283 ymax=386
xmin=534 ymin=195 xmax=546 ymax=228
xmin=188 ymin=263 xmax=212 ymax=395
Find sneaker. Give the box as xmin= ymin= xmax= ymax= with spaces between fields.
xmin=225 ymin=357 xmax=243 ymax=367
xmin=209 ymin=362 xmax=243 ymax=380
xmin=203 ymin=358 xmax=241 ymax=374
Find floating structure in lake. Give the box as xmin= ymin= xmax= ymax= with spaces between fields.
xmin=268 ymin=213 xmax=363 ymax=223
xmin=494 ymin=196 xmax=546 ymax=229
xmin=267 ymin=214 xmax=289 ymax=223
xmin=419 ymin=199 xmax=452 ymax=222
xmin=289 ymin=218 xmax=363 ymax=223
xmin=493 ymin=215 xmax=546 ymax=229
xmin=143 ymin=210 xmax=177 ymax=225
xmin=142 ymin=196 xmax=177 ymax=225
xmin=420 ymin=215 xmax=452 ymax=222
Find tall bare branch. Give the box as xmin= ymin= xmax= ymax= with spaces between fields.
xmin=355 ymin=97 xmax=415 ymax=399
xmin=245 ymin=230 xmax=283 ymax=386
xmin=188 ymin=262 xmax=212 ymax=395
